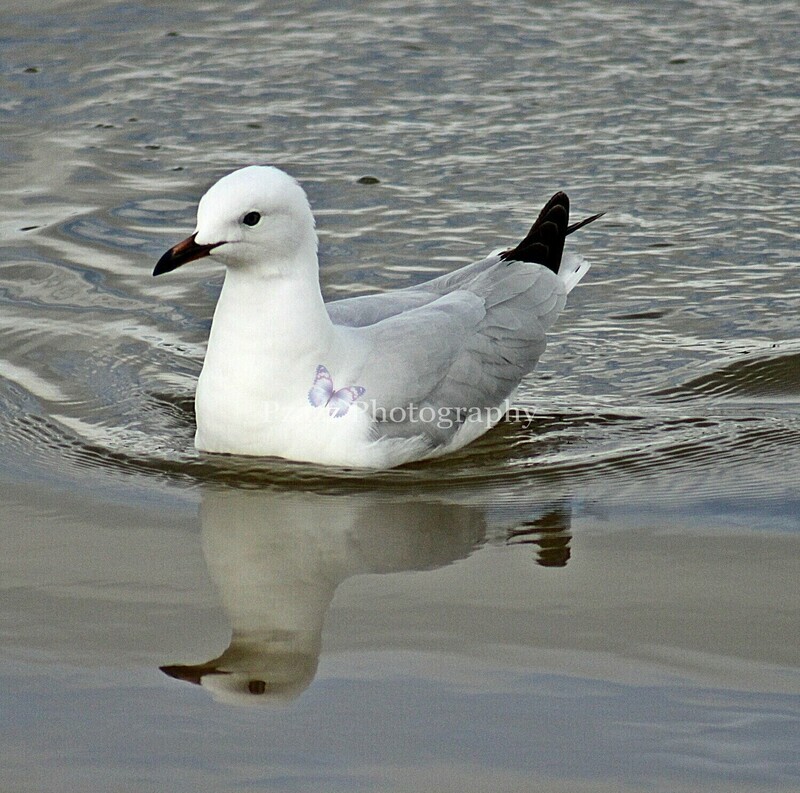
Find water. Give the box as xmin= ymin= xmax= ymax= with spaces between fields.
xmin=1 ymin=1 xmax=798 ymax=790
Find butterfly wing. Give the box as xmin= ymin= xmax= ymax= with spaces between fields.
xmin=308 ymin=364 xmax=334 ymax=407
xmin=326 ymin=385 xmax=366 ymax=418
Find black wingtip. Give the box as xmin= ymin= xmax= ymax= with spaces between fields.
xmin=500 ymin=193 xmax=602 ymax=274
xmin=566 ymin=211 xmax=605 ymax=236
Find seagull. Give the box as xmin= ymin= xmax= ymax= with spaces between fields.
xmin=154 ymin=166 xmax=602 ymax=469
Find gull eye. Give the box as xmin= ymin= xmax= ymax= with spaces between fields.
xmin=242 ymin=211 xmax=261 ymax=227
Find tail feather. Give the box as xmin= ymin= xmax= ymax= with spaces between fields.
xmin=500 ymin=192 xmax=603 ymax=276
xmin=559 ymin=253 xmax=591 ymax=294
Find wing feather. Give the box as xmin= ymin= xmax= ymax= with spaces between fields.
xmin=338 ymin=260 xmax=566 ymax=446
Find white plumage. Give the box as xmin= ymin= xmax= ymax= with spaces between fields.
xmin=154 ymin=166 xmax=601 ymax=468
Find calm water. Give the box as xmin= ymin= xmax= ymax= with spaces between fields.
xmin=1 ymin=1 xmax=798 ymax=791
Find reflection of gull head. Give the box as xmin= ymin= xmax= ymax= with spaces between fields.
xmin=160 ymin=488 xmax=486 ymax=706
xmin=161 ymin=643 xmax=318 ymax=707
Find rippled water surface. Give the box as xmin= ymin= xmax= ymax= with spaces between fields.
xmin=1 ymin=1 xmax=799 ymax=791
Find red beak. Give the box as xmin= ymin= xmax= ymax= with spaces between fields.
xmin=153 ymin=233 xmax=221 ymax=276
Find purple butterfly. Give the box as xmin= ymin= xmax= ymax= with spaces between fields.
xmin=308 ymin=364 xmax=366 ymax=418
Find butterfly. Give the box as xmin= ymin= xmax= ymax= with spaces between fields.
xmin=307 ymin=364 xmax=366 ymax=418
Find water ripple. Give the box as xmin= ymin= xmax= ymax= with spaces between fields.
xmin=0 ymin=0 xmax=798 ymax=509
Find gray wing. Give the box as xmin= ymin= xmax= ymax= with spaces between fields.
xmin=326 ymin=255 xmax=506 ymax=327
xmin=339 ymin=256 xmax=567 ymax=445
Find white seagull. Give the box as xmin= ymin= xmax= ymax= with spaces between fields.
xmin=154 ymin=166 xmax=602 ymax=469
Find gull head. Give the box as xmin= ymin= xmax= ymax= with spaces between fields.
xmin=154 ymin=166 xmax=317 ymax=277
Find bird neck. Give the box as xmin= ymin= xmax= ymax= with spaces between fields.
xmin=209 ymin=261 xmax=334 ymax=361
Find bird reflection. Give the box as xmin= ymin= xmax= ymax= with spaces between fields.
xmin=506 ymin=507 xmax=572 ymax=567
xmin=161 ymin=488 xmax=572 ymax=705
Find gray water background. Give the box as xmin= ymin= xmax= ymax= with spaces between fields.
xmin=1 ymin=1 xmax=798 ymax=791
